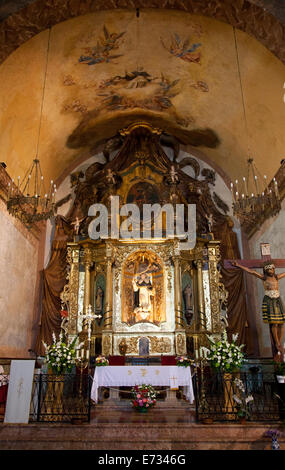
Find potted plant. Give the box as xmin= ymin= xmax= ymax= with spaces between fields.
xmin=233 ymin=378 xmax=254 ymax=423
xmin=131 ymin=384 xmax=157 ymax=412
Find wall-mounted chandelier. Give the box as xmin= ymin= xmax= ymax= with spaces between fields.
xmin=230 ymin=29 xmax=281 ymax=226
xmin=230 ymin=158 xmax=281 ymax=224
xmin=6 ymin=28 xmax=56 ymax=229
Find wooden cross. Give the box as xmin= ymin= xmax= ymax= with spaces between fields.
xmin=224 ymin=242 xmax=285 ymax=360
xmin=224 ymin=242 xmax=285 ymax=270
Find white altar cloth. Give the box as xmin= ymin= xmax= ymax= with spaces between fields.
xmin=91 ymin=365 xmax=194 ymax=404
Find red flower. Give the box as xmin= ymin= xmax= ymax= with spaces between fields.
xmin=61 ymin=310 xmax=68 ymax=318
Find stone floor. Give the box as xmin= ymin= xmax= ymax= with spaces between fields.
xmin=0 ymin=404 xmax=284 ymax=450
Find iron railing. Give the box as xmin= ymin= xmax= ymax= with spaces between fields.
xmin=193 ymin=368 xmax=284 ymax=422
xmin=29 ymin=373 xmax=92 ymax=423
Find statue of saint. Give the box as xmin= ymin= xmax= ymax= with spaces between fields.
xmin=232 ymin=260 xmax=285 ymax=358
xmin=183 ymin=284 xmax=193 ymax=324
xmin=132 ymin=272 xmax=155 ymax=322
xmin=95 ymin=286 xmax=104 ymax=314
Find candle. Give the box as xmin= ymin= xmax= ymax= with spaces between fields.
xmin=86 ymin=350 xmax=90 ymax=360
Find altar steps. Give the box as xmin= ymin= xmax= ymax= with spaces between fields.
xmin=0 ymin=409 xmax=284 ymax=450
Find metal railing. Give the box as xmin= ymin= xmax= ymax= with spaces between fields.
xmin=29 ymin=373 xmax=92 ymax=423
xmin=193 ymin=367 xmax=283 ymax=422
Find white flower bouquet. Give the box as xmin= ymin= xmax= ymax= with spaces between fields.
xmin=206 ymin=331 xmax=245 ymax=373
xmin=233 ymin=378 xmax=254 ymax=419
xmin=43 ymin=331 xmax=82 ymax=375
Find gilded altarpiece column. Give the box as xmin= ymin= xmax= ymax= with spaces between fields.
xmin=83 ymin=246 xmax=93 ymax=314
xmin=65 ymin=245 xmax=80 ymax=336
xmin=173 ymin=242 xmax=187 ymax=355
xmin=102 ymin=243 xmax=113 ymax=356
xmin=207 ymin=241 xmax=223 ymax=336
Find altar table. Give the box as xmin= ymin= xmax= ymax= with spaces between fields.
xmin=91 ymin=366 xmax=194 ymax=404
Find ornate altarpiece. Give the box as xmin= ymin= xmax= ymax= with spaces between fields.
xmin=60 ymin=123 xmax=228 ymax=356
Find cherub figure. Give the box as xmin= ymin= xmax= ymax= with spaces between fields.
xmin=232 ymin=260 xmax=285 ymax=358
xmin=106 ymin=168 xmax=117 ymax=185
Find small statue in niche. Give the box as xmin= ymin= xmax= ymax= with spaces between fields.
xmin=106 ymin=168 xmax=117 ymax=186
xmin=183 ymin=283 xmax=194 ymax=324
xmin=170 ymin=165 xmax=180 ymax=184
xmin=95 ymin=286 xmax=104 ymax=315
xmin=164 ymin=165 xmax=180 ymax=186
xmin=206 ymin=213 xmax=214 ymax=233
xmin=71 ymin=216 xmax=85 ymax=238
xmin=218 ymin=273 xmax=229 ymax=329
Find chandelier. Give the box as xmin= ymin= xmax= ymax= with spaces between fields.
xmin=230 ymin=158 xmax=281 ymax=224
xmin=7 ymin=159 xmax=56 ymax=228
xmin=6 ymin=28 xmax=56 ymax=229
xmin=230 ymin=29 xmax=281 ymax=226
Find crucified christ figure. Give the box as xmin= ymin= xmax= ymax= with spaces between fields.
xmin=231 ymin=260 xmax=285 ymax=358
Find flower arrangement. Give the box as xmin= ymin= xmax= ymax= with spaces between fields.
xmin=233 ymin=378 xmax=254 ymax=420
xmin=42 ymin=331 xmax=82 ymax=375
xmin=131 ymin=384 xmax=157 ymax=411
xmin=176 ymin=356 xmax=193 ymax=367
xmin=206 ymin=331 xmax=245 ymax=373
xmin=95 ymin=355 xmax=109 ymax=367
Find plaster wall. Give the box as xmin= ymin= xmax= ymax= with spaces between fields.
xmin=0 ymin=200 xmax=40 ymax=357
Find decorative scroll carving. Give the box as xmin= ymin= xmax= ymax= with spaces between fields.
xmin=147 ymin=336 xmax=171 ymax=354
xmin=102 ymin=334 xmax=112 ymax=356
xmin=176 ymin=333 xmax=186 ymax=355
xmin=117 ymin=337 xmax=138 ymax=355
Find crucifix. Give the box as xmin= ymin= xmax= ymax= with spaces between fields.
xmin=78 ymin=304 xmax=102 ymax=359
xmin=224 ymin=243 xmax=285 ymax=361
xmin=170 ymin=375 xmax=178 ymax=390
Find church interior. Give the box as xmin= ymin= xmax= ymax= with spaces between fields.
xmin=0 ymin=0 xmax=285 ymax=451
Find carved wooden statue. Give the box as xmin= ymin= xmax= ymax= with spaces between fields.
xmin=232 ymin=260 xmax=285 ymax=359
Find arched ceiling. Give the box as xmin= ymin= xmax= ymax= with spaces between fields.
xmin=0 ymin=2 xmax=285 ymax=189
xmin=1 ymin=0 xmax=285 ymax=65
